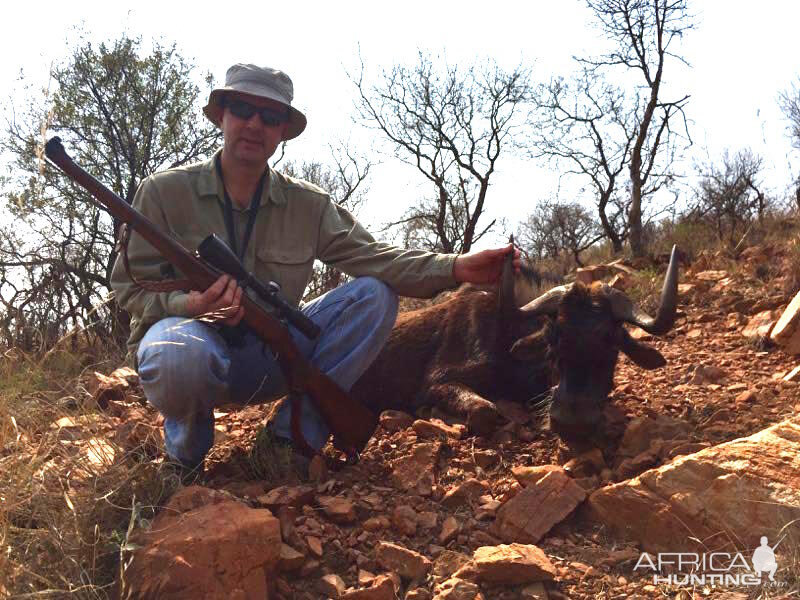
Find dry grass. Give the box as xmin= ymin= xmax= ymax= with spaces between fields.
xmin=768 ymin=522 xmax=800 ymax=597
xmin=247 ymin=425 xmax=298 ymax=482
xmin=782 ymin=238 xmax=800 ymax=298
xmin=0 ymin=345 xmax=174 ymax=598
xmin=1 ymin=210 xmax=799 ymax=597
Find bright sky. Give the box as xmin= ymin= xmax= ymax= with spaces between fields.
xmin=2 ymin=0 xmax=800 ymax=248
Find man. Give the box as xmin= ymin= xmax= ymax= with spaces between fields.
xmin=111 ymin=63 xmax=519 ymax=474
xmin=752 ymin=536 xmax=779 ymax=582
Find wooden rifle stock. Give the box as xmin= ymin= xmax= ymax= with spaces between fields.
xmin=44 ymin=137 xmax=377 ymax=456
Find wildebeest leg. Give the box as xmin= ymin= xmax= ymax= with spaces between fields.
xmin=423 ymin=383 xmax=503 ymax=437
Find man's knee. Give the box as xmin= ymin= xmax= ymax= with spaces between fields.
xmin=352 ymin=276 xmax=399 ymax=328
xmin=137 ymin=318 xmax=229 ymax=417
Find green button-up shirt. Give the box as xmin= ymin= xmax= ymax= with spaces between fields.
xmin=110 ymin=149 xmax=459 ymax=356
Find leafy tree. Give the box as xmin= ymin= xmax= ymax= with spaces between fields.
xmin=0 ymin=35 xmax=220 ymax=351
xmin=688 ymin=149 xmax=767 ymax=249
xmin=353 ymin=53 xmax=532 ymax=253
xmin=517 ymin=199 xmax=603 ymax=266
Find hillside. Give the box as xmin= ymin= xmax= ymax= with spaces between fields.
xmin=2 ymin=237 xmax=800 ymax=599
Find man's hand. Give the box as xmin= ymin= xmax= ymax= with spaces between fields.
xmin=185 ymin=274 xmax=245 ymax=325
xmin=453 ymin=244 xmax=522 ymax=284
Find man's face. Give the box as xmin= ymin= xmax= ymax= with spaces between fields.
xmin=220 ymin=93 xmax=289 ymax=168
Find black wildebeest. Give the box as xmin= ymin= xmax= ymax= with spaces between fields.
xmin=351 ymin=246 xmax=680 ymax=441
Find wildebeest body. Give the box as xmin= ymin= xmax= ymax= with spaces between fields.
xmin=352 ymin=285 xmax=552 ymax=434
xmin=351 ymin=246 xmax=680 ymax=440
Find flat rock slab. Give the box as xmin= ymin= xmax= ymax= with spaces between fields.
xmin=256 ymin=484 xmax=315 ymax=512
xmin=318 ymin=495 xmax=357 ymax=524
xmin=279 ymin=543 xmax=305 ymax=572
xmin=412 ymin=418 xmax=465 ymax=440
xmin=391 ymin=505 xmax=419 ymax=536
xmin=319 ymin=574 xmax=347 ymax=598
xmin=511 ymin=465 xmax=562 ymax=488
xmin=390 ymin=442 xmax=441 ymax=495
xmin=439 ymin=516 xmax=461 ymax=545
xmin=376 ymin=541 xmax=432 ymax=580
xmin=469 ymin=543 xmax=556 ymax=584
xmin=694 ymin=270 xmax=728 ymax=281
xmin=742 ymin=309 xmax=781 ymax=339
xmin=575 ymin=265 xmax=610 ymax=285
xmin=586 ymin=417 xmax=800 ymax=554
xmin=433 ymin=577 xmax=482 ymax=600
xmin=341 ymin=575 xmax=396 ymax=600
xmin=771 ymin=290 xmax=800 ymax=354
xmin=617 ymin=415 xmax=690 ymax=458
xmin=494 ymin=468 xmax=586 ymax=543
xmin=441 ymin=478 xmax=490 ymax=509
xmin=121 ymin=486 xmax=281 ymax=600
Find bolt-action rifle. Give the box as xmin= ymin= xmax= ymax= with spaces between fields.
xmin=44 ymin=137 xmax=377 ymax=460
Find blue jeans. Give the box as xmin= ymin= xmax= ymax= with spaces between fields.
xmin=136 ymin=277 xmax=398 ymax=467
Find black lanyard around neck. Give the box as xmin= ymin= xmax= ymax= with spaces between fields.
xmin=214 ymin=155 xmax=267 ymax=261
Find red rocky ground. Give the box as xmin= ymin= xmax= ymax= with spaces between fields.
xmin=105 ymin=243 xmax=800 ymax=600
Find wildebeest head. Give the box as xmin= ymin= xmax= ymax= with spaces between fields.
xmin=501 ymin=246 xmax=680 ymax=442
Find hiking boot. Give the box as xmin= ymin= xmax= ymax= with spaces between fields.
xmin=249 ymin=428 xmax=311 ymax=482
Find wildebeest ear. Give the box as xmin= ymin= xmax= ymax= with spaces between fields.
xmin=618 ymin=328 xmax=666 ymax=370
xmin=510 ymin=332 xmax=548 ymax=361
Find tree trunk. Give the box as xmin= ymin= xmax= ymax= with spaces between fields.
xmin=795 ymin=179 xmax=800 ymax=212
xmin=628 ymin=181 xmax=644 ymax=258
xmin=598 ymin=192 xmax=623 ymax=253
xmin=573 ymin=248 xmax=584 ymax=267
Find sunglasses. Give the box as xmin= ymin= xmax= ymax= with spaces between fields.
xmin=224 ymin=98 xmax=289 ymax=127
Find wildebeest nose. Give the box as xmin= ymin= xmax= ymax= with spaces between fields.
xmin=548 ymin=403 xmax=605 ymax=442
xmin=549 ymin=403 xmax=602 ymax=426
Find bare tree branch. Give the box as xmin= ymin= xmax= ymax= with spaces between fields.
xmin=351 ymin=53 xmax=532 ymax=253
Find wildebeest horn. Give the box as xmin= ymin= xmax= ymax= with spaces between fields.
xmin=498 ymin=237 xmax=517 ymax=318
xmin=608 ymin=245 xmax=680 ymax=335
xmin=519 ymin=284 xmax=572 ymax=316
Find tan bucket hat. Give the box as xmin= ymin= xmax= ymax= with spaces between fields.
xmin=203 ymin=64 xmax=307 ymax=140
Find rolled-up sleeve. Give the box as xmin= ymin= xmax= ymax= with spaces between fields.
xmin=316 ymin=198 xmax=458 ymax=298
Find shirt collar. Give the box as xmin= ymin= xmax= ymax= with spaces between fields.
xmin=267 ymin=169 xmax=287 ymax=206
xmin=194 ymin=148 xmax=286 ymax=207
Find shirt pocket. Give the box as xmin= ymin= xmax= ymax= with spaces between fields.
xmin=256 ymin=245 xmax=315 ymax=305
